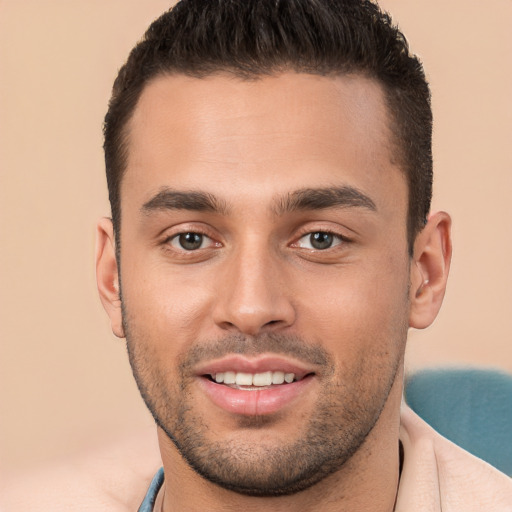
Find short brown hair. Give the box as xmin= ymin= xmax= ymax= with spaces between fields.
xmin=104 ymin=0 xmax=432 ymax=251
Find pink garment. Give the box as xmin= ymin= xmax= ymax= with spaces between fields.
xmin=396 ymin=405 xmax=512 ymax=511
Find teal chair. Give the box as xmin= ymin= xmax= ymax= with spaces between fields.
xmin=405 ymin=367 xmax=512 ymax=476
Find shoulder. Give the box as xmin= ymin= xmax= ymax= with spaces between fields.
xmin=397 ymin=405 xmax=512 ymax=512
xmin=0 ymin=427 xmax=161 ymax=512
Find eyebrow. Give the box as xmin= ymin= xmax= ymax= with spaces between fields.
xmin=141 ymin=185 xmax=376 ymax=217
xmin=141 ymin=188 xmax=229 ymax=215
xmin=273 ymin=186 xmax=377 ymax=215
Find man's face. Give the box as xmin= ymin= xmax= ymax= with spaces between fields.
xmin=118 ymin=73 xmax=411 ymax=495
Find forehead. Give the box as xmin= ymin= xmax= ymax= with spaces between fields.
xmin=122 ymin=72 xmax=405 ymax=215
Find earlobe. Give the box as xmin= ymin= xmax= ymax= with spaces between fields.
xmin=95 ymin=217 xmax=125 ymax=338
xmin=409 ymin=211 xmax=452 ymax=329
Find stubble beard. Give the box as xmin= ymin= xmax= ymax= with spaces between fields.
xmin=123 ymin=320 xmax=406 ymax=497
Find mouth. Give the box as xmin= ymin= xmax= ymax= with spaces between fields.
xmin=204 ymin=370 xmax=309 ymax=390
xmin=196 ymin=357 xmax=317 ymax=415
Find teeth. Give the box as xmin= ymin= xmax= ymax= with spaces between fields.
xmin=253 ymin=371 xmax=273 ymax=386
xmin=272 ymin=371 xmax=285 ymax=384
xmin=284 ymin=373 xmax=295 ymax=383
xmin=212 ymin=371 xmax=297 ymax=387
xmin=235 ymin=372 xmax=253 ymax=386
xmin=224 ymin=371 xmax=236 ymax=384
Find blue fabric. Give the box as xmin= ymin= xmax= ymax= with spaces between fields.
xmin=138 ymin=467 xmax=164 ymax=512
xmin=405 ymin=367 xmax=512 ymax=476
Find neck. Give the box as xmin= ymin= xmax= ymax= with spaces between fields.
xmin=158 ymin=372 xmax=403 ymax=512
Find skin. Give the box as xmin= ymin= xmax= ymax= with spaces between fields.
xmin=96 ymin=72 xmax=451 ymax=511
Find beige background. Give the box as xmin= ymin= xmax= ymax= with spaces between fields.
xmin=1 ymin=0 xmax=511 ymax=472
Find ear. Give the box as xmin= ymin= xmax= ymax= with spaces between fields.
xmin=409 ymin=211 xmax=452 ymax=329
xmin=96 ymin=217 xmax=125 ymax=338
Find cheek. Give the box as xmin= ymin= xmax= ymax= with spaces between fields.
xmin=120 ymin=258 xmax=218 ymax=350
xmin=299 ymin=262 xmax=409 ymax=404
xmin=295 ymin=253 xmax=410 ymax=353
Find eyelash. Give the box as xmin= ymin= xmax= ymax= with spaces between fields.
xmin=292 ymin=229 xmax=350 ymax=251
xmin=162 ymin=230 xmax=218 ymax=252
xmin=161 ymin=227 xmax=350 ymax=254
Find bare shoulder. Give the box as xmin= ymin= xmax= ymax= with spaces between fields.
xmin=0 ymin=427 xmax=162 ymax=512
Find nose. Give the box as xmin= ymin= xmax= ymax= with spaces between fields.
xmin=212 ymin=243 xmax=296 ymax=336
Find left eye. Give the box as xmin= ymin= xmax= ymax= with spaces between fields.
xmin=169 ymin=232 xmax=211 ymax=251
xmin=296 ymin=232 xmax=343 ymax=250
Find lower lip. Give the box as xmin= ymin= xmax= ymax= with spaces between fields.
xmin=199 ymin=376 xmax=314 ymax=416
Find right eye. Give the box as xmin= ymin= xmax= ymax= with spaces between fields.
xmin=168 ymin=232 xmax=212 ymax=251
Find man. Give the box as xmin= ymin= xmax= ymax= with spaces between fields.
xmin=94 ymin=0 xmax=512 ymax=510
xmin=6 ymin=0 xmax=508 ymax=511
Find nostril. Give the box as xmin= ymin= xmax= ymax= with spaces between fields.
xmin=217 ymin=321 xmax=238 ymax=332
xmin=213 ymin=297 xmax=296 ymax=336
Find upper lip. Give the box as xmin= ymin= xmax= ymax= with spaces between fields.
xmin=194 ymin=355 xmax=316 ymax=380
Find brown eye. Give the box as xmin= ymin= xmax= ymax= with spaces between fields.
xmin=171 ymin=232 xmax=206 ymax=250
xmin=296 ymin=231 xmax=343 ymax=250
xmin=310 ymin=232 xmax=333 ymax=249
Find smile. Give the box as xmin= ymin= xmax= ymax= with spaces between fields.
xmin=196 ymin=357 xmax=316 ymax=416
xmin=210 ymin=370 xmax=298 ymax=387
